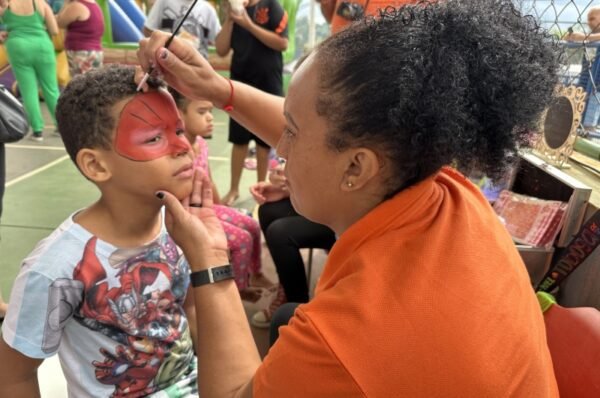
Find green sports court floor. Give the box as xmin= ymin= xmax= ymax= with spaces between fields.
xmin=0 ymin=104 xmax=262 ymax=305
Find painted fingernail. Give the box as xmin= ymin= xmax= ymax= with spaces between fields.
xmin=159 ymin=48 xmax=169 ymax=60
xmin=155 ymin=192 xmax=164 ymax=199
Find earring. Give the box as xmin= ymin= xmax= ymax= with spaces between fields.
xmin=347 ymin=181 xmax=354 ymax=188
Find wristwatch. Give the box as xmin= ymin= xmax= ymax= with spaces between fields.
xmin=190 ymin=264 xmax=234 ymax=287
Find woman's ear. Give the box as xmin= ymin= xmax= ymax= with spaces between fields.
xmin=76 ymin=149 xmax=112 ymax=183
xmin=341 ymin=147 xmax=383 ymax=191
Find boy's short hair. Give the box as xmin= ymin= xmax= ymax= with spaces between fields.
xmin=56 ymin=65 xmax=160 ymax=163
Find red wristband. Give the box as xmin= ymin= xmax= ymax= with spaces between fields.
xmin=222 ymin=79 xmax=234 ymax=112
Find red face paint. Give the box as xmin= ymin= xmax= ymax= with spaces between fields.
xmin=114 ymin=91 xmax=191 ymax=161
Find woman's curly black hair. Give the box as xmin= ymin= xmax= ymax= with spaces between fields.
xmin=56 ymin=65 xmax=163 ymax=164
xmin=315 ymin=0 xmax=561 ymax=196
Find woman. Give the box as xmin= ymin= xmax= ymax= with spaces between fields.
xmin=139 ymin=0 xmax=560 ymax=396
xmin=0 ymin=0 xmax=60 ymax=141
xmin=55 ymin=0 xmax=104 ymax=77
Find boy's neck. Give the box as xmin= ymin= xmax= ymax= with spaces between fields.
xmin=74 ymin=196 xmax=163 ymax=248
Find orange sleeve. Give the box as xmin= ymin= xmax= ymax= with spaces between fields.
xmin=253 ymin=308 xmax=364 ymax=397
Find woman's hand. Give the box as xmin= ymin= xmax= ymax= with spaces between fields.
xmin=158 ymin=170 xmax=229 ymax=271
xmin=137 ymin=31 xmax=231 ymax=106
xmin=250 ymin=181 xmax=289 ymax=205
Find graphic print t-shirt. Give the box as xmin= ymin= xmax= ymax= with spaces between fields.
xmin=2 ymin=215 xmax=197 ymax=397
xmin=144 ymin=0 xmax=221 ymax=59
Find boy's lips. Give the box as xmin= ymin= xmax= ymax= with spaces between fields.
xmin=173 ymin=163 xmax=194 ymax=178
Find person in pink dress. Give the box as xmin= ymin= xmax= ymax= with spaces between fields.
xmin=170 ymin=88 xmax=276 ymax=301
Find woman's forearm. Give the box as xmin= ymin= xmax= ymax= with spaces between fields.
xmin=193 ymin=278 xmax=260 ymax=398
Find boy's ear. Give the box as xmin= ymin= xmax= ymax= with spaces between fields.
xmin=76 ymin=149 xmax=112 ymax=182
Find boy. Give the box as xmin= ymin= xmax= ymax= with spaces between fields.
xmin=215 ymin=0 xmax=288 ymax=206
xmin=0 ymin=65 xmax=200 ymax=397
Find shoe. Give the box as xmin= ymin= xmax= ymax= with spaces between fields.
xmin=251 ymin=284 xmax=287 ymax=328
xmin=244 ymin=157 xmax=257 ymax=170
xmin=29 ymin=132 xmax=43 ymax=142
xmin=235 ymin=207 xmax=253 ymax=217
xmin=268 ymin=157 xmax=283 ymax=170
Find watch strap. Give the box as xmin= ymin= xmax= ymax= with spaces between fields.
xmin=190 ymin=264 xmax=234 ymax=287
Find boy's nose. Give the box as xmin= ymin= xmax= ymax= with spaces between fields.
xmin=171 ymin=137 xmax=191 ymax=156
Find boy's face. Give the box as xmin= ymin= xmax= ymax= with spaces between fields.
xmin=181 ymin=99 xmax=214 ymax=139
xmin=115 ymin=91 xmax=191 ymax=161
xmin=104 ymin=90 xmax=195 ymax=200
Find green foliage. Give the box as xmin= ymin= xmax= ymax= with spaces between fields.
xmin=279 ymin=0 xmax=302 ymax=63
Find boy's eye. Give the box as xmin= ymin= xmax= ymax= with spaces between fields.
xmin=144 ymin=134 xmax=162 ymax=144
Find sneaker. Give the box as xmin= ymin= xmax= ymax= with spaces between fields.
xmin=268 ymin=157 xmax=283 ymax=170
xmin=29 ymin=132 xmax=43 ymax=142
xmin=244 ymin=157 xmax=257 ymax=170
xmin=251 ymin=284 xmax=287 ymax=328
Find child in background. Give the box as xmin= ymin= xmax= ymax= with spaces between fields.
xmin=0 ymin=65 xmax=199 ymax=397
xmin=170 ymin=89 xmax=275 ymax=301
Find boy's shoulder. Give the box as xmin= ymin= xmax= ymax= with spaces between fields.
xmin=21 ymin=213 xmax=93 ymax=276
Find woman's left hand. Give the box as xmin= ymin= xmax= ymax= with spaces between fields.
xmin=158 ymin=170 xmax=229 ymax=271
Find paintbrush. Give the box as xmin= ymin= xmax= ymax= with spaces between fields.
xmin=137 ymin=0 xmax=200 ymax=91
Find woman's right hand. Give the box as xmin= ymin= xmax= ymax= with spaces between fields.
xmin=137 ymin=31 xmax=231 ymax=106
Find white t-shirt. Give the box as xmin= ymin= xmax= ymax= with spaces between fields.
xmin=2 ymin=214 xmax=198 ymax=397
xmin=145 ymin=0 xmax=221 ymax=59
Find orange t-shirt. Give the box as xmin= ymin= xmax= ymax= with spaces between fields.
xmin=331 ymin=0 xmax=418 ymax=34
xmin=254 ymin=168 xmax=558 ymax=397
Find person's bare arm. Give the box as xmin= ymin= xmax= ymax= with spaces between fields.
xmin=319 ymin=0 xmax=336 ymax=23
xmin=0 ymin=0 xmax=8 ymax=17
xmin=55 ymin=1 xmax=86 ymax=29
xmin=183 ymin=285 xmax=199 ymax=352
xmin=564 ymin=31 xmax=600 ymax=42
xmin=0 ymin=339 xmax=44 ymax=397
xmin=160 ymin=172 xmax=260 ymax=398
xmin=138 ymin=32 xmax=286 ymax=148
xmin=230 ymin=10 xmax=288 ymax=52
xmin=41 ymin=0 xmax=59 ymax=36
xmin=215 ymin=17 xmax=234 ymax=56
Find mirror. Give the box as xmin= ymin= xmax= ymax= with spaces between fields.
xmin=534 ymin=85 xmax=586 ymax=167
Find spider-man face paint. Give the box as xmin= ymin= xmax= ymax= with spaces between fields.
xmin=114 ymin=91 xmax=191 ymax=161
